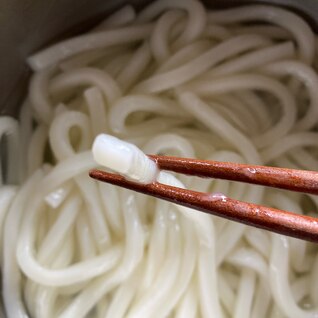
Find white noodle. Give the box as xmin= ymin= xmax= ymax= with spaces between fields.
xmin=208 ymin=5 xmax=315 ymax=64
xmin=137 ymin=0 xmax=207 ymax=47
xmin=183 ymin=74 xmax=297 ymax=148
xmin=133 ymin=34 xmax=271 ymax=93
xmin=93 ymin=5 xmax=136 ymax=31
xmin=28 ymin=24 xmax=154 ymax=71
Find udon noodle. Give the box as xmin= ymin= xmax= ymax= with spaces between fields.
xmin=1 ymin=0 xmax=318 ymax=317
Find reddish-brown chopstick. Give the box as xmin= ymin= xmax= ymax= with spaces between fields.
xmin=89 ymin=169 xmax=318 ymax=243
xmin=89 ymin=155 xmax=318 ymax=243
xmin=148 ymin=155 xmax=318 ymax=195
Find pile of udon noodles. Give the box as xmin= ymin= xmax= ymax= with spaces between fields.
xmin=1 ymin=0 xmax=318 ymax=317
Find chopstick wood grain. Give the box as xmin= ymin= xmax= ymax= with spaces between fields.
xmin=89 ymin=169 xmax=318 ymax=243
xmin=148 ymin=155 xmax=318 ymax=195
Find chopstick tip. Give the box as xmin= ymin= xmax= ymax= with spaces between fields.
xmin=89 ymin=169 xmax=99 ymax=179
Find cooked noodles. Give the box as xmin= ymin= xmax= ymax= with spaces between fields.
xmin=1 ymin=1 xmax=318 ymax=317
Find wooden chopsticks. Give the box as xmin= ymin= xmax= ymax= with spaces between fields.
xmin=149 ymin=155 xmax=318 ymax=195
xmin=89 ymin=155 xmax=318 ymax=243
